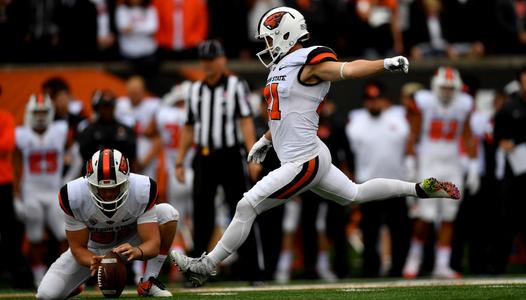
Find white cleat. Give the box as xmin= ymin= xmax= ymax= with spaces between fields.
xmin=316 ymin=267 xmax=338 ymax=283
xmin=274 ymin=268 xmax=290 ymax=284
xmin=432 ymin=266 xmax=462 ymax=279
xmin=137 ymin=277 xmax=172 ymax=297
xmin=402 ymin=257 xmax=420 ymax=279
xmin=169 ymin=251 xmax=217 ymax=287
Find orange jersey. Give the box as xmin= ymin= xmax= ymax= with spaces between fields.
xmin=0 ymin=110 xmax=15 ymax=184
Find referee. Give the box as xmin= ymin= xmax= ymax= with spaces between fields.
xmin=175 ymin=40 xmax=263 ymax=281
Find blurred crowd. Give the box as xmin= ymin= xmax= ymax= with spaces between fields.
xmin=1 ymin=0 xmax=526 ymax=65
xmin=1 ymin=58 xmax=526 ymax=289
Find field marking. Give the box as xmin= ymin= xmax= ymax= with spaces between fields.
xmin=2 ymin=278 xmax=526 ymax=298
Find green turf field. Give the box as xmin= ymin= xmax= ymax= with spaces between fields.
xmin=2 ymin=278 xmax=526 ymax=299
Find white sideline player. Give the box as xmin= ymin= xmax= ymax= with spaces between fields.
xmin=13 ymin=94 xmax=70 ymax=288
xmin=143 ymin=81 xmax=195 ymax=253
xmin=169 ymin=6 xmax=461 ymax=286
xmin=37 ymin=149 xmax=179 ymax=299
xmin=403 ymin=67 xmax=479 ymax=279
xmin=115 ymin=76 xmax=161 ymax=179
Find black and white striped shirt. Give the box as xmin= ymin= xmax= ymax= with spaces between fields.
xmin=185 ymin=74 xmax=253 ymax=150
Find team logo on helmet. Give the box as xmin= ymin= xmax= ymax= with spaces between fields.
xmin=118 ymin=155 xmax=129 ymax=175
xmin=264 ymin=12 xmax=287 ymax=30
xmin=86 ymin=160 xmax=94 ymax=176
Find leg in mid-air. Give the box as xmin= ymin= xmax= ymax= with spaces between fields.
xmin=170 ymin=143 xmax=460 ymax=286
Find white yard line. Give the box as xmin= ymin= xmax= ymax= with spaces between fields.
xmin=2 ymin=278 xmax=526 ymax=298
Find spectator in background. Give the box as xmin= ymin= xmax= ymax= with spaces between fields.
xmin=492 ymin=66 xmax=526 ymax=274
xmin=91 ymin=0 xmax=117 ymax=52
xmin=495 ymin=0 xmax=526 ymax=54
xmin=346 ymin=81 xmax=410 ymax=277
xmin=116 ymin=0 xmax=159 ymax=77
xmin=115 ymin=76 xmax=161 ymax=179
xmin=77 ymin=89 xmax=137 ymax=171
xmin=0 ymin=106 xmax=33 ymax=289
xmin=407 ymin=0 xmax=484 ymax=60
xmin=355 ymin=0 xmax=404 ymax=58
xmin=153 ymin=0 xmax=208 ymax=59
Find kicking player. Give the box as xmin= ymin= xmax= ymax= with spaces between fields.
xmin=170 ymin=6 xmax=460 ymax=286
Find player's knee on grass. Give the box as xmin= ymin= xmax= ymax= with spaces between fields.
xmin=36 ymin=275 xmax=67 ymax=300
xmin=156 ymin=203 xmax=179 ymax=224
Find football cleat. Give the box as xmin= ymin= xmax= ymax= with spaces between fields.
xmin=431 ymin=266 xmax=463 ymax=279
xmin=137 ymin=277 xmax=172 ymax=297
xmin=417 ymin=178 xmax=461 ymax=200
xmin=169 ymin=251 xmax=217 ymax=287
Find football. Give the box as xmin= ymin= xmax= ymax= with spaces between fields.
xmin=97 ymin=251 xmax=127 ymax=298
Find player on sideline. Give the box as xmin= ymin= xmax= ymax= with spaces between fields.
xmin=37 ymin=149 xmax=178 ymax=299
xmin=170 ymin=6 xmax=460 ymax=286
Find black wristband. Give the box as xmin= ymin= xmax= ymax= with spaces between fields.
xmin=136 ymin=247 xmax=144 ymax=260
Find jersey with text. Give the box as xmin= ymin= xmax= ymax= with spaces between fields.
xmin=59 ymin=173 xmax=158 ymax=248
xmin=155 ymin=105 xmax=194 ymax=170
xmin=414 ymin=90 xmax=473 ymax=160
xmin=264 ymin=46 xmax=337 ymax=163
xmin=15 ymin=121 xmax=68 ymax=192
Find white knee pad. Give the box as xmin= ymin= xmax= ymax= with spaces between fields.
xmin=155 ymin=203 xmax=179 ymax=224
xmin=235 ymin=198 xmax=257 ymax=223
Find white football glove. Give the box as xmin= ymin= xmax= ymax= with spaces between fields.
xmin=384 ymin=56 xmax=409 ymax=74
xmin=466 ymin=159 xmax=481 ymax=195
xmin=247 ymin=135 xmax=272 ymax=164
xmin=404 ymin=155 xmax=417 ymax=182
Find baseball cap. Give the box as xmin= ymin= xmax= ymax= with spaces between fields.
xmin=198 ymin=40 xmax=225 ymax=59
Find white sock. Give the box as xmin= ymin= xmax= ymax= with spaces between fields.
xmin=143 ymin=255 xmax=167 ymax=280
xmin=317 ymin=251 xmax=330 ymax=271
xmin=407 ymin=239 xmax=423 ymax=262
xmin=435 ymin=246 xmax=451 ymax=269
xmin=32 ymin=265 xmax=47 ymax=287
xmin=208 ymin=198 xmax=257 ymax=264
xmin=277 ymin=250 xmax=292 ymax=272
xmin=355 ymin=178 xmax=416 ymax=203
xmin=133 ymin=260 xmax=145 ymax=284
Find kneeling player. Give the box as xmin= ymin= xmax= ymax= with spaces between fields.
xmin=37 ymin=149 xmax=178 ymax=299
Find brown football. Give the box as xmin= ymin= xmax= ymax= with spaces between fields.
xmin=97 ymin=251 xmax=127 ymax=298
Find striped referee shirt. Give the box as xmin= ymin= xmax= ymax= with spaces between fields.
xmin=186 ymin=74 xmax=253 ymax=150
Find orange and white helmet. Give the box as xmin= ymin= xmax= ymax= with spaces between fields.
xmin=255 ymin=6 xmax=309 ymax=68
xmin=431 ymin=66 xmax=463 ymax=103
xmin=86 ymin=149 xmax=130 ymax=212
xmin=24 ymin=94 xmax=55 ymax=130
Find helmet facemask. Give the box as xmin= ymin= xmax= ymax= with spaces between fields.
xmin=86 ymin=149 xmax=130 ymax=214
xmin=89 ymin=179 xmax=129 ymax=213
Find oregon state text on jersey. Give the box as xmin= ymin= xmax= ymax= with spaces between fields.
xmin=58 ymin=173 xmax=158 ymax=248
xmin=16 ymin=120 xmax=68 ymax=192
xmin=263 ymin=46 xmax=337 ymax=163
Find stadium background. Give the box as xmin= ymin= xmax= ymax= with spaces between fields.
xmin=2 ymin=0 xmax=526 ymax=297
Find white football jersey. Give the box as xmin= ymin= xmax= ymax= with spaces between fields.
xmin=59 ymin=173 xmax=158 ymax=248
xmin=16 ymin=121 xmax=68 ymax=192
xmin=155 ymin=105 xmax=194 ymax=171
xmin=115 ymin=97 xmax=160 ymax=167
xmin=264 ymin=46 xmax=337 ymax=163
xmin=346 ymin=107 xmax=409 ymax=182
xmin=414 ymin=90 xmax=473 ymax=161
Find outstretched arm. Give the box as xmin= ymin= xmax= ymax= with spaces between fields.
xmin=301 ymin=56 xmax=409 ymax=83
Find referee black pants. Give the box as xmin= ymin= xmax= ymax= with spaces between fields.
xmin=191 ymin=147 xmax=263 ymax=281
